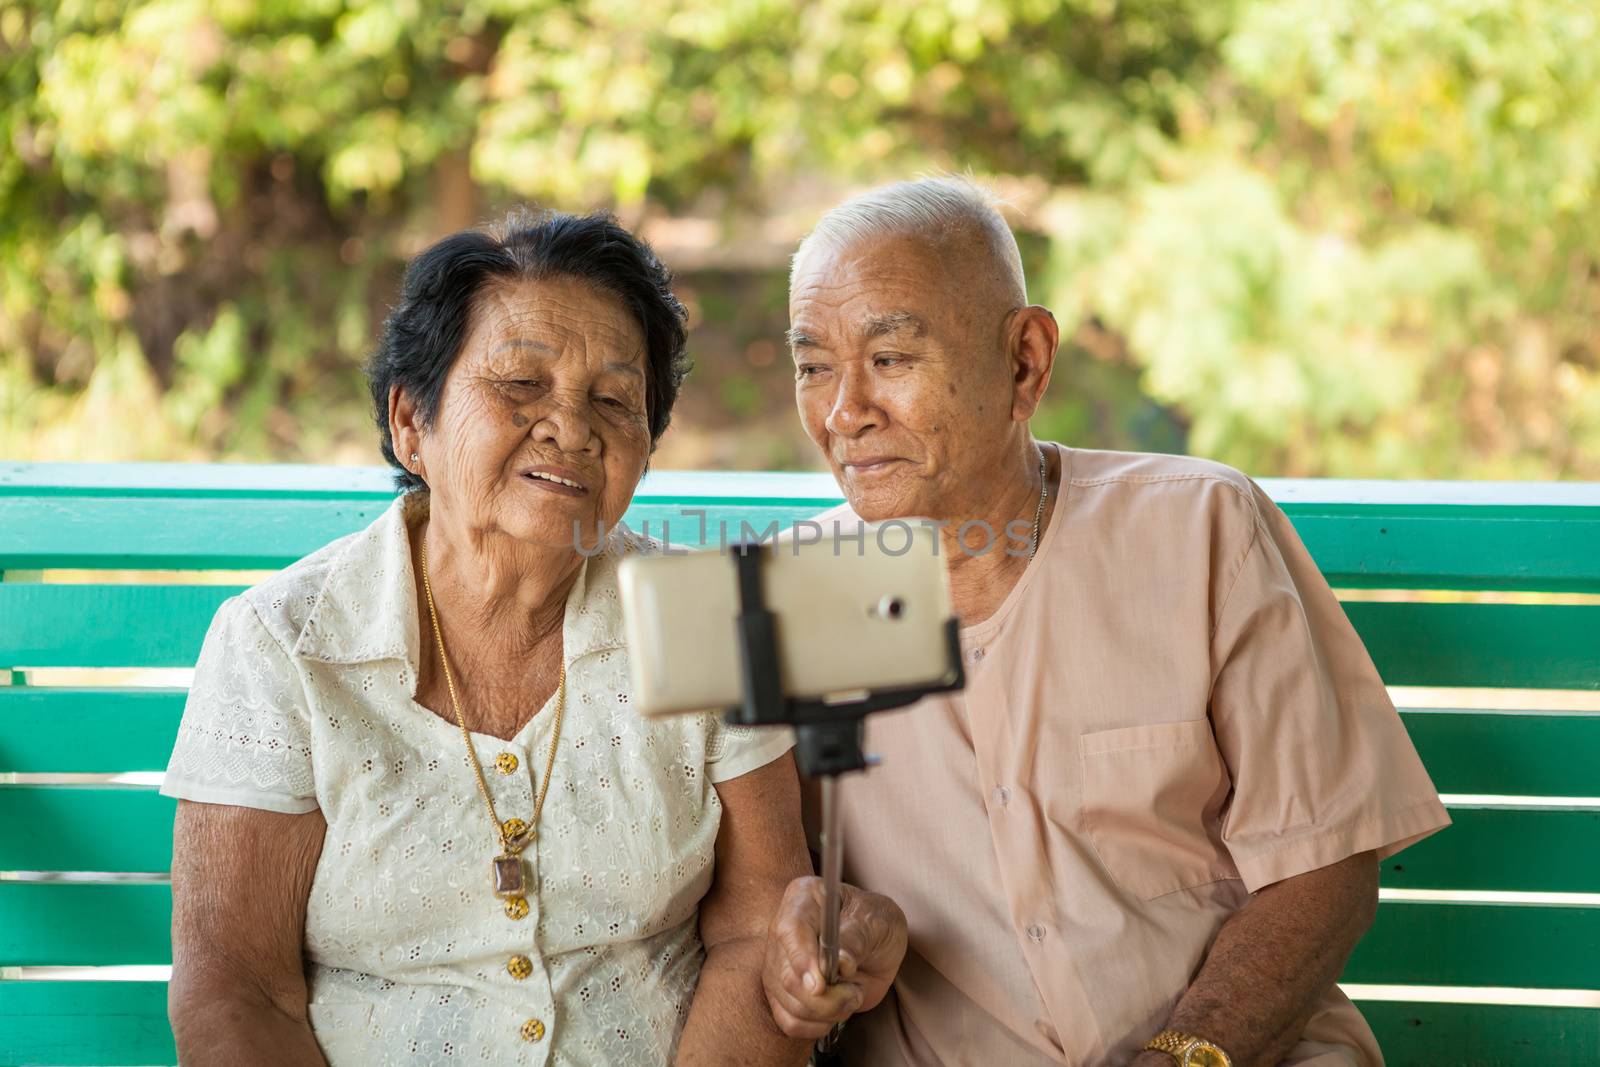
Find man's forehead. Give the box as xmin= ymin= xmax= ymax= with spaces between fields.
xmin=790 ymin=234 xmax=954 ymax=322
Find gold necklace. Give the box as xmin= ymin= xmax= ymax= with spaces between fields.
xmin=420 ymin=536 xmax=566 ymax=909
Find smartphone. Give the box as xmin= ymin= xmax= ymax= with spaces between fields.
xmin=616 ymin=522 xmax=958 ymax=717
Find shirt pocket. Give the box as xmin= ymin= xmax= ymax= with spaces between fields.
xmin=1078 ymin=718 xmax=1239 ymax=900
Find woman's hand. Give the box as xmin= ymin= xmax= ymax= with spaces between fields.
xmin=762 ymin=875 xmax=908 ymax=1040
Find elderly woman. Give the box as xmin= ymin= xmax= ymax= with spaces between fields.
xmin=161 ymin=211 xmax=885 ymax=1065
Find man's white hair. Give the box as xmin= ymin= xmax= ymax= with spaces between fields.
xmin=792 ymin=176 xmax=1026 ymax=302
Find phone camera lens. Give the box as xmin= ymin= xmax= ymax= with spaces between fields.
xmin=874 ymin=595 xmax=905 ymax=620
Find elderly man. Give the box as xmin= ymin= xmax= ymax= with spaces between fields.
xmin=759 ymin=178 xmax=1450 ymax=1067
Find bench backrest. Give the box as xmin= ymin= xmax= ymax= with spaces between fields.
xmin=2 ymin=462 xmax=1597 ymax=1065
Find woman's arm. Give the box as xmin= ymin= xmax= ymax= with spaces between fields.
xmin=168 ymin=799 xmax=329 ymax=1067
xmin=675 ymin=751 xmax=814 ymax=1067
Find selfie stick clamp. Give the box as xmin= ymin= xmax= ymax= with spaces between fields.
xmin=727 ymin=542 xmax=965 ymax=986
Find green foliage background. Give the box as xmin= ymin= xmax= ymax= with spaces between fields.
xmin=3 ymin=0 xmax=1598 ymax=477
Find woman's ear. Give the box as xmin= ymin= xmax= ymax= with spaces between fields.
xmin=389 ymin=384 xmax=423 ymax=475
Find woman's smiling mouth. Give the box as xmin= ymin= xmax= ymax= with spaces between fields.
xmin=520 ymin=466 xmax=589 ymax=496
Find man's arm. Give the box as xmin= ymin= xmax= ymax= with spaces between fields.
xmin=1131 ymin=850 xmax=1378 ymax=1067
xmin=676 ymin=752 xmax=815 ymax=1066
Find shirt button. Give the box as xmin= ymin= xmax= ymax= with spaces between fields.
xmin=506 ymin=954 xmax=532 ymax=980
xmin=991 ymin=786 xmax=1011 ymax=808
xmin=1026 ymin=922 xmax=1046 ymax=943
xmin=521 ymin=1018 xmax=546 ymax=1042
xmin=495 ymin=752 xmax=519 ymax=775
xmin=969 ymin=647 xmax=986 ymax=663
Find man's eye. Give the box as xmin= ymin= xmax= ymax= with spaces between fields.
xmin=873 ymin=355 xmax=902 ymax=368
xmin=796 ymin=365 xmax=824 ymax=378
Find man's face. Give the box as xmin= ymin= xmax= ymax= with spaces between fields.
xmin=789 ymin=233 xmax=1015 ymax=522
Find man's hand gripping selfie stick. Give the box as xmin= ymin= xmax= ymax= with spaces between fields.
xmin=728 ymin=543 xmax=965 ymax=986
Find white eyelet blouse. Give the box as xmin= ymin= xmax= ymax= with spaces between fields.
xmin=161 ymin=493 xmax=793 ymax=1065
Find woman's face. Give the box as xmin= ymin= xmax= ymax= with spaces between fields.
xmin=415 ymin=275 xmax=652 ymax=550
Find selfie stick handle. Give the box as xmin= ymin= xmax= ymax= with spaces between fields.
xmin=819 ymin=774 xmax=845 ymax=985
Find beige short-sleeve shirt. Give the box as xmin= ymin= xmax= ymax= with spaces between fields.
xmin=824 ymin=446 xmax=1449 ymax=1067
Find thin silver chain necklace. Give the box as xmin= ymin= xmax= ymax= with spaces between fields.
xmin=1029 ymin=446 xmax=1049 ymax=560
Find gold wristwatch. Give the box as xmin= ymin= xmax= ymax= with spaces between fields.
xmin=1143 ymin=1029 xmax=1233 ymax=1067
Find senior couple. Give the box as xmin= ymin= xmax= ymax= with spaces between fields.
xmin=163 ymin=179 xmax=1448 ymax=1067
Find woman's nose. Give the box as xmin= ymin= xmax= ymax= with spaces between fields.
xmin=531 ymin=395 xmax=600 ymax=455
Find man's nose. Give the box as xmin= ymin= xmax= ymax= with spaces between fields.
xmin=825 ymin=364 xmax=882 ymax=437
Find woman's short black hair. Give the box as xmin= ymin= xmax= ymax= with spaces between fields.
xmin=367 ymin=209 xmax=690 ymax=492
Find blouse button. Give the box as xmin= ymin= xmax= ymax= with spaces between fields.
xmin=495 ymin=752 xmax=519 ymax=775
xmin=503 ymin=896 xmax=529 ymax=921
xmin=506 ymin=954 xmax=532 ymax=980
xmin=521 ymin=1018 xmax=546 ymax=1042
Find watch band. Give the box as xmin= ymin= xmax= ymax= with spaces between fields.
xmin=1144 ymin=1029 xmax=1193 ymax=1061
xmin=1143 ymin=1029 xmax=1232 ymax=1066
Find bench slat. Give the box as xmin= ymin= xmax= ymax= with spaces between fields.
xmin=1342 ymin=902 xmax=1600 ymax=987
xmin=1346 ymin=602 xmax=1600 ymax=689
xmin=1400 ymin=709 xmax=1600 ymax=796
xmin=0 ymin=498 xmax=836 ymax=570
xmin=0 ymin=462 xmax=842 ymax=499
xmin=5 ymin=476 xmax=1600 ymax=592
xmin=5 ymin=694 xmax=1593 ymax=793
xmin=3 ymin=787 xmax=1592 ymax=896
xmin=0 ymin=983 xmax=1593 ymax=1067
xmin=0 ymin=497 xmax=392 ymax=570
xmin=1379 ymin=808 xmax=1600 ymax=893
xmin=0 ymin=883 xmax=171 ymax=966
xmin=0 ymin=689 xmax=186 ymax=772
xmin=1355 ymin=1001 xmax=1600 ymax=1066
xmin=0 ymin=585 xmax=242 ymax=669
xmin=0 ymin=789 xmax=175 ymax=872
xmin=7 ymin=582 xmax=1595 ymax=688
xmin=1289 ymin=511 xmax=1600 ymax=592
xmin=0 ymin=981 xmax=174 ymax=1066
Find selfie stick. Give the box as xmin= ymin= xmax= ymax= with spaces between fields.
xmin=727 ymin=542 xmax=965 ymax=986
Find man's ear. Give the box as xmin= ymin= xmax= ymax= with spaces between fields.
xmin=389 ymin=384 xmax=424 ymax=474
xmin=1008 ymin=305 xmax=1059 ymax=423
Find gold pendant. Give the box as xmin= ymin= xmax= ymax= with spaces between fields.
xmin=492 ymin=854 xmax=527 ymax=898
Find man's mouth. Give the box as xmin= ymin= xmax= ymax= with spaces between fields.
xmin=839 ymin=457 xmax=904 ymax=474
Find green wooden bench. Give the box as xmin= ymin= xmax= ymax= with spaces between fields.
xmin=2 ymin=462 xmax=1597 ymax=1065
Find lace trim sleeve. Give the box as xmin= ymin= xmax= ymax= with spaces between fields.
xmin=705 ymin=715 xmax=794 ymax=784
xmin=160 ymin=596 xmax=318 ymax=814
